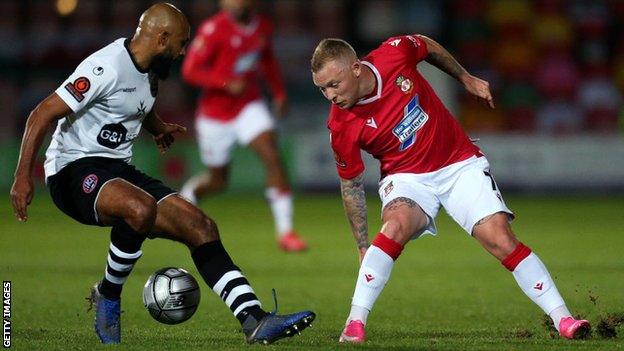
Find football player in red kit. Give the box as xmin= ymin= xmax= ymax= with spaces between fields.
xmin=311 ymin=35 xmax=590 ymax=342
xmin=180 ymin=0 xmax=307 ymax=252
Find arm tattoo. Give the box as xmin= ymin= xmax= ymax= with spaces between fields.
xmin=421 ymin=36 xmax=467 ymax=81
xmin=340 ymin=173 xmax=369 ymax=250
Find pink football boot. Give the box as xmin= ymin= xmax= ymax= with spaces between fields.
xmin=559 ymin=316 xmax=591 ymax=339
xmin=278 ymin=231 xmax=308 ymax=252
xmin=339 ymin=320 xmax=366 ymax=343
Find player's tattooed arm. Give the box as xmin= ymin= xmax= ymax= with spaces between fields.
xmin=340 ymin=173 xmax=370 ymax=252
xmin=418 ymin=35 xmax=495 ymax=108
xmin=417 ymin=35 xmax=468 ymax=81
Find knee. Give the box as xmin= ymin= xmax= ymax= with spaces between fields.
xmin=480 ymin=217 xmax=518 ymax=257
xmin=496 ymin=232 xmax=519 ymax=257
xmin=125 ymin=197 xmax=157 ymax=234
xmin=187 ymin=214 xmax=220 ymax=248
xmin=381 ymin=218 xmax=413 ymax=244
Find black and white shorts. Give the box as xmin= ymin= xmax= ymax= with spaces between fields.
xmin=47 ymin=157 xmax=176 ymax=226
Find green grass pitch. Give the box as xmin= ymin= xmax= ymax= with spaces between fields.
xmin=1 ymin=193 xmax=623 ymax=350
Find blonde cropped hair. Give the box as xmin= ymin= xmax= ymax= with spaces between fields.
xmin=311 ymin=38 xmax=358 ymax=73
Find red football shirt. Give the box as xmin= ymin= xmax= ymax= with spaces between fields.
xmin=182 ymin=11 xmax=286 ymax=121
xmin=328 ymin=35 xmax=481 ymax=179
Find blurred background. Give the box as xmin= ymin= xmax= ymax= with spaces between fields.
xmin=1 ymin=0 xmax=623 ymax=193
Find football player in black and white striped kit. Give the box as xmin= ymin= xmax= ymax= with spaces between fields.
xmin=10 ymin=3 xmax=314 ymax=345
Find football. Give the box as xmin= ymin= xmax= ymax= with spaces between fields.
xmin=142 ymin=267 xmax=201 ymax=325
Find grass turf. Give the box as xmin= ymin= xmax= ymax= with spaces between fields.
xmin=1 ymin=193 xmax=623 ymax=350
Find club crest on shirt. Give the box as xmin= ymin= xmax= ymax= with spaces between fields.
xmin=392 ymin=95 xmax=429 ymax=151
xmin=82 ymin=174 xmax=98 ymax=194
xmin=395 ymin=75 xmax=413 ymax=94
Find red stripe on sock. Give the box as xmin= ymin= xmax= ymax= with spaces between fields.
xmin=501 ymin=242 xmax=532 ymax=271
xmin=371 ymin=233 xmax=404 ymax=260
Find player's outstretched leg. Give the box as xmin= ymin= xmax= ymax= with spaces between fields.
xmin=88 ymin=282 xmax=121 ymax=344
xmin=473 ymin=213 xmax=591 ymax=339
xmin=87 ymin=179 xmax=157 ymax=344
xmin=339 ymin=233 xmax=402 ymax=343
xmin=265 ymin=187 xmax=307 ymax=252
xmin=249 ymin=131 xmax=308 ymax=252
xmin=180 ymin=166 xmax=229 ymax=205
xmin=340 ymin=197 xmax=427 ymax=343
xmin=153 ymin=194 xmax=315 ymax=343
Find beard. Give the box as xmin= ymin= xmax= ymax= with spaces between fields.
xmin=150 ymin=51 xmax=175 ymax=80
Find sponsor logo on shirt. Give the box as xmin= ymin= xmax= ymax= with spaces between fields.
xmin=135 ymin=101 xmax=147 ymax=118
xmin=82 ymin=174 xmax=98 ymax=194
xmin=234 ymin=50 xmax=260 ymax=74
xmin=97 ymin=123 xmax=128 ymax=149
xmin=392 ymin=95 xmax=428 ymax=151
xmin=406 ymin=35 xmax=419 ymax=47
xmin=389 ymin=39 xmax=401 ymax=47
xmin=365 ymin=117 xmax=377 ymax=129
xmin=333 ymin=151 xmax=347 ymax=168
xmin=64 ymin=77 xmax=91 ymax=102
xmin=383 ymin=181 xmax=394 ymax=197
xmin=93 ymin=66 xmax=104 ymax=76
xmin=121 ymin=87 xmax=136 ymax=93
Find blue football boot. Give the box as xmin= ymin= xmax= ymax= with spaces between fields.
xmin=87 ymin=282 xmax=121 ymax=344
xmin=243 ymin=289 xmax=316 ymax=344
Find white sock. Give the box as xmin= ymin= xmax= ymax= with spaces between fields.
xmin=180 ymin=180 xmax=198 ymax=204
xmin=549 ymin=305 xmax=572 ymax=332
xmin=265 ymin=187 xmax=293 ymax=237
xmin=348 ymin=246 xmax=395 ymax=324
xmin=347 ymin=305 xmax=370 ymax=325
xmin=511 ymin=252 xmax=568 ymax=328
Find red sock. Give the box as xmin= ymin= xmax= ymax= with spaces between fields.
xmin=501 ymin=242 xmax=532 ymax=271
xmin=371 ymin=233 xmax=404 ymax=260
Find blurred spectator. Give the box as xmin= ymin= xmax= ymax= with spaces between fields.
xmin=536 ymin=100 xmax=584 ymax=134
xmin=0 ymin=2 xmax=22 ymax=67
xmin=1 ymin=0 xmax=622 ymax=138
xmin=534 ymin=51 xmax=579 ymax=100
xmin=460 ymin=95 xmax=506 ymax=132
xmin=532 ymin=1 xmax=573 ymax=50
xmin=109 ymin=1 xmax=142 ymax=40
xmin=487 ymin=0 xmax=532 ymax=30
xmin=0 ymin=80 xmax=19 ymax=139
xmin=578 ymin=73 xmax=622 ymax=131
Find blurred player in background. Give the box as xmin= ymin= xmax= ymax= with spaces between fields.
xmin=180 ymin=0 xmax=308 ymax=252
xmin=9 ymin=3 xmax=314 ymax=345
xmin=311 ymin=35 xmax=590 ymax=342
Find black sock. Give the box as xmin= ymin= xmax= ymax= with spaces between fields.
xmin=191 ymin=240 xmax=267 ymax=325
xmin=99 ymin=222 xmax=145 ymax=300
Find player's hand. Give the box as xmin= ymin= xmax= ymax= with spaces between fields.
xmin=154 ymin=123 xmax=187 ymax=154
xmin=358 ymin=246 xmax=368 ymax=264
xmin=273 ymin=97 xmax=288 ymax=119
xmin=225 ymin=79 xmax=246 ymax=96
xmin=461 ymin=74 xmax=495 ymax=109
xmin=10 ymin=175 xmax=34 ymax=222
